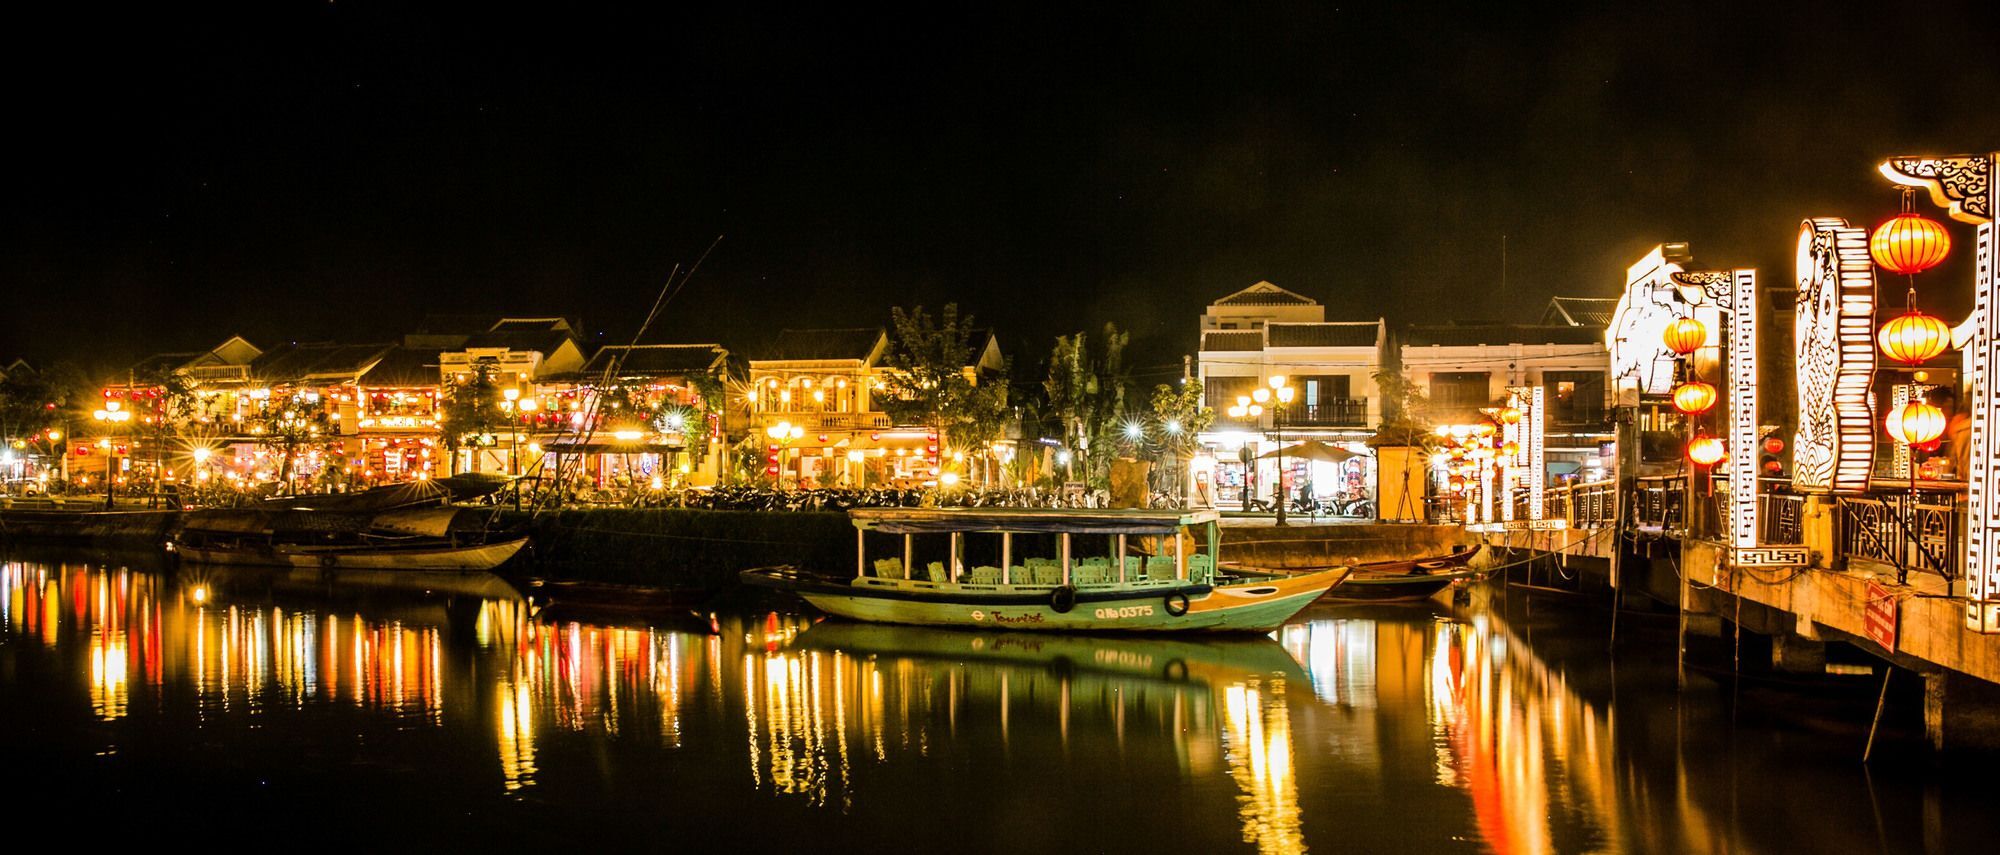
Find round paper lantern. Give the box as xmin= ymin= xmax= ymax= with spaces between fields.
xmin=1870 ymin=212 xmax=1951 ymax=276
xmin=1761 ymin=435 xmax=1785 ymax=455
xmin=1500 ymin=408 xmax=1522 ymax=425
xmin=1885 ymin=401 xmax=1946 ymax=445
xmin=1672 ymin=381 xmax=1717 ymax=415
xmin=1687 ymin=435 xmax=1726 ymax=466
xmin=1878 ymin=309 xmax=1952 ymax=365
xmin=1663 ymin=317 xmax=1705 ymax=356
xmin=1500 ymin=441 xmax=1520 ymax=458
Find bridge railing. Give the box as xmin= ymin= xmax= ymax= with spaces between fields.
xmin=1835 ymin=481 xmax=1965 ymax=587
xmin=1629 ymin=475 xmax=1684 ymax=533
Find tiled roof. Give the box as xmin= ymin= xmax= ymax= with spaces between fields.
xmin=461 ymin=329 xmax=577 ymax=354
xmin=1213 ymin=281 xmax=1317 ymax=306
xmin=358 ymin=347 xmax=444 ymax=388
xmin=251 ymin=343 xmax=394 ymax=383
xmin=577 ymin=344 xmax=726 ymax=378
xmin=1542 ymin=297 xmax=1619 ymax=327
xmin=1403 ymin=325 xmax=1606 ymax=348
xmin=762 ymin=328 xmax=886 ymax=362
xmin=1266 ymin=322 xmax=1378 ymax=348
xmin=1200 ymin=330 xmax=1266 ymax=351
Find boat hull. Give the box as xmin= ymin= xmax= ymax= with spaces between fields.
xmin=178 ymin=536 xmax=528 ymax=572
xmin=1320 ymin=573 xmax=1464 ymax=602
xmin=750 ymin=567 xmax=1349 ymax=634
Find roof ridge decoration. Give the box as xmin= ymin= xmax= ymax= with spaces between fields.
xmin=1213 ymin=281 xmax=1318 ymax=306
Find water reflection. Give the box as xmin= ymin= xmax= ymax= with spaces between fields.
xmin=1 ymin=555 xmax=1984 ymax=852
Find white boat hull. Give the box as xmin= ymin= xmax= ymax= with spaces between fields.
xmin=178 ymin=537 xmax=528 ymax=572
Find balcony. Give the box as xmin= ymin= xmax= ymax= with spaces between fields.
xmin=1290 ymin=398 xmax=1368 ymax=427
xmin=759 ymin=411 xmax=893 ymax=431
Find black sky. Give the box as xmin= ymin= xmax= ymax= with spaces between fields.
xmin=7 ymin=2 xmax=2000 ymax=380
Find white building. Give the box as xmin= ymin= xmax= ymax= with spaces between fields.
xmin=1193 ymin=282 xmax=1385 ymax=513
xmin=1398 ymin=323 xmax=1614 ymax=485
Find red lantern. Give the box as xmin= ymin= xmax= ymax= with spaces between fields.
xmin=1761 ymin=436 xmax=1785 ymax=455
xmin=1869 ymin=212 xmax=1951 ymax=276
xmin=1687 ymin=435 xmax=1726 ymax=466
xmin=1672 ymin=381 xmax=1717 ymax=415
xmin=1878 ymin=309 xmax=1952 ymax=365
xmin=1663 ymin=317 xmax=1705 ymax=356
xmin=1885 ymin=401 xmax=1946 ymax=445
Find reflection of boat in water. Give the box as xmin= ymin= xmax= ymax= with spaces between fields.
xmin=744 ymin=507 xmax=1348 ymax=633
xmin=789 ymin=619 xmax=1311 ymax=687
xmin=175 ymin=507 xmax=527 ymax=573
xmin=179 ymin=559 xmax=526 ymax=603
xmin=1321 ymin=546 xmax=1481 ymax=603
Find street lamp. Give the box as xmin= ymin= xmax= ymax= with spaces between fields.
xmin=91 ymin=401 xmax=132 ymax=509
xmin=1226 ymin=395 xmax=1265 ymax=511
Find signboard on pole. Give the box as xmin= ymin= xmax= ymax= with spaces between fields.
xmin=1864 ymin=581 xmax=1898 ymax=652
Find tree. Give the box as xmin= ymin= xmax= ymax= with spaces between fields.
xmin=132 ymin=365 xmax=198 ymax=487
xmin=1147 ymin=379 xmax=1214 ymax=502
xmin=439 ymin=360 xmax=507 ymax=475
xmin=880 ymin=304 xmax=1010 ymax=479
xmin=1041 ymin=324 xmax=1131 ymax=489
xmin=1370 ymin=368 xmax=1437 ymax=447
xmin=253 ymin=393 xmax=334 ymax=494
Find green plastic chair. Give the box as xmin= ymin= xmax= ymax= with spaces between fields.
xmin=1145 ymin=557 xmax=1174 ymax=581
xmin=1032 ymin=564 xmax=1063 ymax=586
xmin=1187 ymin=554 xmax=1213 ymax=585
xmin=1005 ymin=565 xmax=1030 ymax=584
xmin=969 ymin=566 xmax=1002 ymax=585
xmin=926 ymin=561 xmax=948 ymax=583
xmin=872 ymin=558 xmax=904 ymax=578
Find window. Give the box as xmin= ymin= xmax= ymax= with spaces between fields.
xmin=1429 ymin=372 xmax=1491 ymax=411
xmin=1545 ymin=371 xmax=1606 ymax=425
xmin=1301 ymin=375 xmax=1350 ymax=406
xmin=1204 ymin=377 xmax=1260 ymax=413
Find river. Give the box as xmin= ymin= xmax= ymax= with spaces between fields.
xmin=0 ymin=553 xmax=1990 ymax=852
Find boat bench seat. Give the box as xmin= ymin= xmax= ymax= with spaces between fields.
xmin=969 ymin=566 xmax=1002 ymax=585
xmin=871 ymin=558 xmax=904 ymax=578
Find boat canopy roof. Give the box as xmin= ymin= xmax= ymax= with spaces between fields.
xmin=848 ymin=507 xmax=1219 ymax=535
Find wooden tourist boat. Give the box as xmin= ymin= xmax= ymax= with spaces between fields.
xmin=1320 ymin=545 xmax=1482 ymax=602
xmin=741 ymin=507 xmax=1349 ymax=633
xmin=174 ymin=506 xmax=528 ymax=573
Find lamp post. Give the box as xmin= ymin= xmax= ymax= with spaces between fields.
xmin=92 ymin=401 xmax=131 ymax=509
xmin=1263 ymin=377 xmax=1296 ymax=525
xmin=1226 ymin=393 xmax=1265 ymax=513
xmin=766 ymin=420 xmax=805 ymax=486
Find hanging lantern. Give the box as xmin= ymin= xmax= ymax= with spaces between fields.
xmin=1687 ymin=435 xmax=1727 ymax=466
xmin=1869 ymin=212 xmax=1951 ymax=276
xmin=1500 ymin=408 xmax=1522 ymax=425
xmin=1447 ymin=475 xmax=1466 ymax=492
xmin=1885 ymin=401 xmax=1946 ymax=445
xmin=1663 ymin=317 xmax=1705 ymax=356
xmin=1877 ymin=309 xmax=1952 ymax=365
xmin=1500 ymin=441 xmax=1520 ymax=458
xmin=1671 ymin=381 xmax=1717 ymax=414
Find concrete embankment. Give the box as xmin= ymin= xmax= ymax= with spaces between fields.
xmin=1221 ymin=522 xmax=1484 ymax=569
xmin=0 ymin=505 xmax=181 ymax=547
xmin=499 ymin=509 xmax=854 ymax=589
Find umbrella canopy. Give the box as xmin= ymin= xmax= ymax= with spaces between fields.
xmin=1257 ymin=440 xmax=1365 ymax=463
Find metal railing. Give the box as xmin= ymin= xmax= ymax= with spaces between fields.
xmin=1543 ymin=479 xmax=1616 ymax=529
xmin=1630 ymin=476 xmax=1684 ymax=532
xmin=1836 ymin=489 xmax=1963 ymax=585
xmin=1759 ymin=491 xmax=1805 ymax=545
xmin=1291 ymin=399 xmax=1368 ymax=427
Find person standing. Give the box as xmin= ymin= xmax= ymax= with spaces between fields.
xmin=1925 ymin=386 xmax=1972 ymax=479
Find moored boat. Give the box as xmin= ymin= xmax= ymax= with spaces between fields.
xmin=174 ymin=506 xmax=528 ymax=573
xmin=742 ymin=507 xmax=1349 ymax=633
xmin=1320 ymin=545 xmax=1482 ymax=602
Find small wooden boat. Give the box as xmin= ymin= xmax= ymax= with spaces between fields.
xmin=174 ymin=506 xmax=528 ymax=573
xmin=1320 ymin=545 xmax=1482 ymax=602
xmin=742 ymin=507 xmax=1349 ymax=634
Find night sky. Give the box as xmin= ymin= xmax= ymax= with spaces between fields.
xmin=8 ymin=2 xmax=2000 ymax=380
